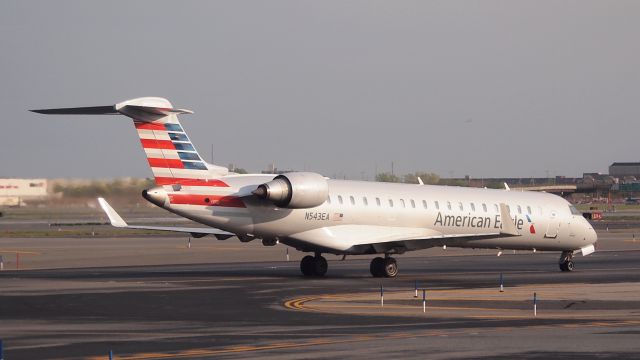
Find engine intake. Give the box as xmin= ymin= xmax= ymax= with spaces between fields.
xmin=253 ymin=172 xmax=328 ymax=209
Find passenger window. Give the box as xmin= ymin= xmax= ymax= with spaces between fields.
xmin=400 ymin=199 xmax=406 ymax=208
xmin=527 ymin=206 xmax=532 ymax=214
xmin=470 ymin=203 xmax=476 ymax=212
xmin=338 ymin=195 xmax=343 ymax=205
xmin=458 ymin=202 xmax=463 ymax=211
xmin=517 ymin=205 xmax=522 ymax=214
xmin=389 ymin=199 xmax=394 ymax=207
xmin=350 ymin=196 xmax=355 ymax=205
xmin=422 ymin=200 xmax=428 ymax=209
xmin=447 ymin=201 xmax=452 ymax=210
xmin=376 ymin=197 xmax=381 ymax=206
xmin=435 ymin=201 xmax=440 ymax=210
xmin=410 ymin=199 xmax=416 ymax=208
xmin=482 ymin=203 xmax=487 ymax=212
xmin=363 ymin=197 xmax=368 ymax=206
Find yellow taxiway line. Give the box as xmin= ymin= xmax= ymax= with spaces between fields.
xmin=0 ymin=249 xmax=41 ymax=255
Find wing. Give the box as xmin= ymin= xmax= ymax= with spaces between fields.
xmin=287 ymin=203 xmax=520 ymax=254
xmin=97 ymin=198 xmax=235 ymax=239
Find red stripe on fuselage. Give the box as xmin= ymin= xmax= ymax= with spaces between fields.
xmin=135 ymin=122 xmax=166 ymax=130
xmin=155 ymin=177 xmax=229 ymax=187
xmin=148 ymin=158 xmax=184 ymax=168
xmin=140 ymin=139 xmax=176 ymax=150
xmin=169 ymin=194 xmax=245 ymax=208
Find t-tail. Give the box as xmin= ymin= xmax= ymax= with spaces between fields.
xmin=31 ymin=97 xmax=229 ymax=186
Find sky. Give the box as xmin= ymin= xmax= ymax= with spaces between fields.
xmin=1 ymin=1 xmax=639 ymax=180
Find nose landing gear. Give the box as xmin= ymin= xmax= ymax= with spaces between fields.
xmin=300 ymin=253 xmax=328 ymax=277
xmin=559 ymin=251 xmax=575 ymax=272
xmin=370 ymin=256 xmax=398 ymax=278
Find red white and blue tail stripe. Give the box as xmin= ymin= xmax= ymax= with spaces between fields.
xmin=134 ymin=117 xmax=223 ymax=186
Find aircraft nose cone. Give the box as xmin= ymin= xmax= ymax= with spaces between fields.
xmin=142 ymin=187 xmax=167 ymax=207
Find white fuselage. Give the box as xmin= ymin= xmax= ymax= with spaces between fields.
xmin=147 ymin=175 xmax=597 ymax=255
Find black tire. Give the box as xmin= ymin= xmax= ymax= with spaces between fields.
xmin=370 ymin=257 xmax=385 ymax=277
xmin=300 ymin=255 xmax=315 ymax=276
xmin=313 ymin=256 xmax=328 ymax=277
xmin=383 ymin=257 xmax=398 ymax=278
xmin=566 ymin=261 xmax=574 ymax=272
xmin=559 ymin=261 xmax=574 ymax=272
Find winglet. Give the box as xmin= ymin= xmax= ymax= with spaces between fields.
xmin=98 ymin=198 xmax=128 ymax=228
xmin=504 ymin=182 xmax=511 ymax=191
xmin=417 ymin=177 xmax=424 ymax=185
xmin=499 ymin=203 xmax=520 ymax=236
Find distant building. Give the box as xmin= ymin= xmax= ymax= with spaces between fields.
xmin=582 ymin=173 xmax=616 ymax=184
xmin=609 ymin=162 xmax=640 ymax=179
xmin=261 ymin=163 xmax=295 ymax=175
xmin=0 ymin=178 xmax=48 ymax=206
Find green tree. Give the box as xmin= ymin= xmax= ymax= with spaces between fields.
xmin=485 ymin=181 xmax=505 ymax=189
xmin=438 ymin=179 xmax=468 ymax=187
xmin=403 ymin=172 xmax=440 ymax=184
xmin=376 ymin=172 xmax=401 ymax=183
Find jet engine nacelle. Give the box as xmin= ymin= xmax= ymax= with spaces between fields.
xmin=253 ymin=172 xmax=328 ymax=209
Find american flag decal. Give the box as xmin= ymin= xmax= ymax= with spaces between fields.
xmin=333 ymin=213 xmax=344 ymax=221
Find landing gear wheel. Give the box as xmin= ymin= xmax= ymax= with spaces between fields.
xmin=300 ymin=255 xmax=328 ymax=277
xmin=370 ymin=257 xmax=398 ymax=277
xmin=370 ymin=257 xmax=385 ymax=277
xmin=313 ymin=255 xmax=328 ymax=277
xmin=383 ymin=257 xmax=398 ymax=278
xmin=300 ymin=255 xmax=315 ymax=276
xmin=559 ymin=260 xmax=574 ymax=272
xmin=558 ymin=251 xmax=575 ymax=272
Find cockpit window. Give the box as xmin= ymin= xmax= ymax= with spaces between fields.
xmin=569 ymin=205 xmax=582 ymax=216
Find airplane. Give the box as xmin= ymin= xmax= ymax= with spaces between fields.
xmin=32 ymin=97 xmax=598 ymax=277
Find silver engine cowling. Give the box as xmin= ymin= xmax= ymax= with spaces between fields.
xmin=252 ymin=172 xmax=328 ymax=209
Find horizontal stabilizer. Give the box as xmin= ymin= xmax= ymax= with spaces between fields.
xmin=30 ymin=97 xmax=193 ymax=122
xmin=30 ymin=105 xmax=118 ymax=115
xmin=98 ymin=198 xmax=234 ymax=237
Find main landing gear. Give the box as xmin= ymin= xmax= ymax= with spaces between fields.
xmin=300 ymin=253 xmax=328 ymax=277
xmin=559 ymin=251 xmax=575 ymax=272
xmin=370 ymin=256 xmax=398 ymax=278
xmin=299 ymin=253 xmax=399 ymax=277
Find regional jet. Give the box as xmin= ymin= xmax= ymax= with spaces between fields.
xmin=32 ymin=97 xmax=598 ymax=277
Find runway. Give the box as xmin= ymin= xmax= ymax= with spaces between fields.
xmin=1 ymin=241 xmax=639 ymax=359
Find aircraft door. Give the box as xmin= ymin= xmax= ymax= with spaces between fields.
xmin=544 ymin=210 xmax=559 ymax=238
